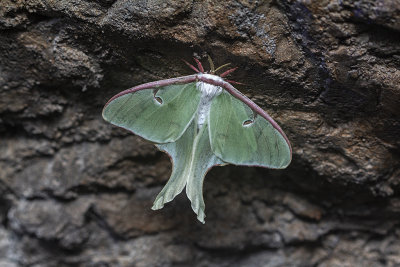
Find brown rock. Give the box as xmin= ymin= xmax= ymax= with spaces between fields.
xmin=0 ymin=0 xmax=399 ymax=266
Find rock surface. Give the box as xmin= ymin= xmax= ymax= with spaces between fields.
xmin=1 ymin=0 xmax=399 ymax=266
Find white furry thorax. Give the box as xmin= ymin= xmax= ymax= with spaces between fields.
xmin=196 ymin=74 xmax=223 ymax=97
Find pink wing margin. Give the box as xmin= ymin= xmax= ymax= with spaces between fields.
xmin=104 ymin=74 xmax=198 ymax=107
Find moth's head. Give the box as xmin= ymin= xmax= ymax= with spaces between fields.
xmin=183 ymin=57 xmax=243 ymax=85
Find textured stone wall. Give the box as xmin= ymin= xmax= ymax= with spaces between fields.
xmin=0 ymin=0 xmax=399 ymax=266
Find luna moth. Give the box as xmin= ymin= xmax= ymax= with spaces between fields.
xmin=102 ymin=58 xmax=292 ymax=223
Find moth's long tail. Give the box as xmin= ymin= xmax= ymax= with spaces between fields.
xmin=151 ymin=170 xmax=206 ymax=223
xmin=151 ymin=121 xmax=223 ymax=223
xmin=186 ymin=171 xmax=206 ymax=223
xmin=151 ymin=169 xmax=187 ymax=211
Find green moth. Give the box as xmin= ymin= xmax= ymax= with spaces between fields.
xmin=102 ymin=58 xmax=292 ymax=223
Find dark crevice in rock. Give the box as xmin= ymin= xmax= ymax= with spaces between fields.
xmin=277 ymin=1 xmax=331 ymax=101
xmin=85 ymin=205 xmax=127 ymax=241
xmin=66 ymin=183 xmax=136 ymax=198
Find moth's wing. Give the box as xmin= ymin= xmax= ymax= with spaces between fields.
xmin=209 ymin=90 xmax=291 ymax=169
xmin=103 ymin=82 xmax=201 ymax=143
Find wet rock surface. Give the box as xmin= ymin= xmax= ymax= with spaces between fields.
xmin=0 ymin=0 xmax=399 ymax=266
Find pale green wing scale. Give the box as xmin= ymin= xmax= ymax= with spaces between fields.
xmin=102 ymin=81 xmax=201 ymax=143
xmin=209 ymin=90 xmax=291 ymax=169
